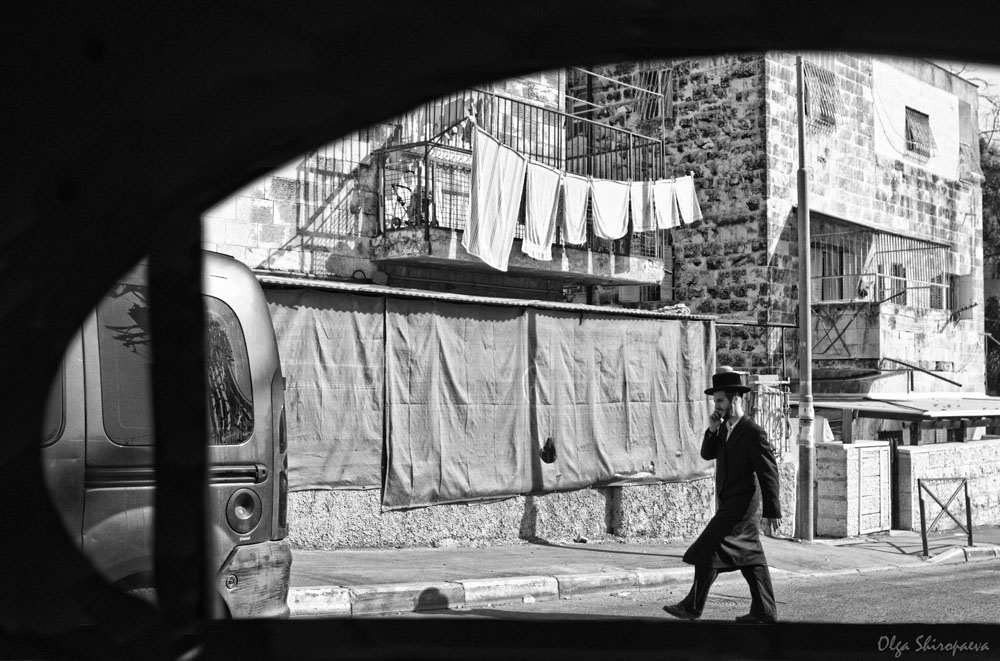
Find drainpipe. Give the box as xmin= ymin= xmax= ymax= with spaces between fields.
xmin=795 ymin=55 xmax=815 ymax=542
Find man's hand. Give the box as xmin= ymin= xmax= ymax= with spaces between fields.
xmin=708 ymin=410 xmax=723 ymax=433
xmin=761 ymin=517 xmax=781 ymax=537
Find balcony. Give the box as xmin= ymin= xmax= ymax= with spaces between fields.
xmin=809 ymin=223 xmax=974 ymax=384
xmin=369 ymin=88 xmax=668 ymax=286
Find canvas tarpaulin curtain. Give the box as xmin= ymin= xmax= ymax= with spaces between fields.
xmin=265 ymin=288 xmax=384 ymax=490
xmin=383 ymin=297 xmax=531 ymax=509
xmin=528 ymin=311 xmax=715 ymax=492
xmin=383 ymin=296 xmax=715 ymax=509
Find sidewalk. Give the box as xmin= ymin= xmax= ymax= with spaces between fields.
xmin=287 ymin=526 xmax=1000 ymax=617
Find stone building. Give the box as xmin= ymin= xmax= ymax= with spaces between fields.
xmin=583 ymin=54 xmax=985 ymax=397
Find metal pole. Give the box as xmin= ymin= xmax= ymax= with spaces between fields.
xmin=919 ymin=480 xmax=929 ymax=557
xmin=965 ymin=480 xmax=973 ymax=547
xmin=795 ymin=55 xmax=815 ymax=542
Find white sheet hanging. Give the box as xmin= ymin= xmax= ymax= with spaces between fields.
xmin=522 ymin=160 xmax=562 ymax=261
xmin=590 ymin=179 xmax=631 ymax=240
xmin=463 ymin=127 xmax=527 ymax=271
xmin=673 ymin=174 xmax=703 ymax=223
xmin=561 ymin=173 xmax=590 ymax=245
xmin=652 ymin=179 xmax=679 ymax=229
xmin=629 ymin=180 xmax=655 ymax=232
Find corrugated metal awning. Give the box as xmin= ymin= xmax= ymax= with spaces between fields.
xmin=791 ymin=393 xmax=1000 ymax=421
xmin=254 ymin=272 xmax=714 ymax=322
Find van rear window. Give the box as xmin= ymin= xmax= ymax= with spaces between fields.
xmin=96 ymin=285 xmax=254 ymax=446
xmin=42 ymin=365 xmax=64 ymax=446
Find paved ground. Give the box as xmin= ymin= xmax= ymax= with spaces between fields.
xmin=287 ymin=526 xmax=1000 ymax=617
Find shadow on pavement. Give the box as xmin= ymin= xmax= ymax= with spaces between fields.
xmin=525 ymin=537 xmax=685 ymax=559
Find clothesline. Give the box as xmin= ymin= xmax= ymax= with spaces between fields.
xmin=463 ymin=124 xmax=704 ymax=272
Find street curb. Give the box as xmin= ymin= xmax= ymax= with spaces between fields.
xmin=286 ymin=546 xmax=1000 ymax=617
xmin=287 ymin=567 xmax=689 ymax=617
xmin=924 ymin=545 xmax=1000 ymax=564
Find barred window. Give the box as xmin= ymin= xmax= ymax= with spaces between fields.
xmin=905 ymin=107 xmax=936 ymax=158
xmin=803 ymin=61 xmax=843 ymax=128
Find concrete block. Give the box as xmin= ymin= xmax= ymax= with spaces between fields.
xmin=964 ymin=547 xmax=999 ymax=562
xmin=459 ymin=576 xmax=558 ymax=607
xmin=554 ymin=572 xmax=638 ymax=598
xmin=349 ymin=581 xmax=464 ymax=615
xmin=287 ymin=586 xmax=352 ymax=617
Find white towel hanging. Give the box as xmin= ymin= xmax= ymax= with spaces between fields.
xmin=561 ymin=173 xmax=590 ymax=245
xmin=522 ymin=160 xmax=563 ymax=261
xmin=590 ymin=179 xmax=631 ymax=240
xmin=462 ymin=127 xmax=527 ymax=271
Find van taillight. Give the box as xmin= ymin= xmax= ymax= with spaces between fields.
xmin=278 ymin=471 xmax=287 ymax=529
xmin=279 ymin=406 xmax=286 ymax=454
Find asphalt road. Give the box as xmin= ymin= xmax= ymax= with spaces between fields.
xmin=371 ymin=559 xmax=1000 ymax=624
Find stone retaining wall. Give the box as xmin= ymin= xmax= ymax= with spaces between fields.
xmin=287 ymin=456 xmax=799 ymax=549
xmin=897 ymin=438 xmax=1000 ymax=532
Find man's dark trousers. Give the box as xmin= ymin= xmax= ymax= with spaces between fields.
xmin=680 ymin=561 xmax=776 ymax=618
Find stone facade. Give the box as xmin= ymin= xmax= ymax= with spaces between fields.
xmin=764 ymin=53 xmax=984 ymax=391
xmin=286 ymin=458 xmax=797 ymax=549
xmin=897 ymin=438 xmax=1000 ymax=531
xmin=587 ymin=54 xmax=984 ymax=388
xmin=287 ymin=480 xmax=715 ymax=549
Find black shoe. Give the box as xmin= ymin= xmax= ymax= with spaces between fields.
xmin=735 ymin=612 xmax=778 ymax=624
xmin=662 ymin=602 xmax=700 ymax=621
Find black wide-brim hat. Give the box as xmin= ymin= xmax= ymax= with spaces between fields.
xmin=705 ymin=370 xmax=751 ymax=395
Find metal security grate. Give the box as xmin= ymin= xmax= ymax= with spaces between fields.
xmin=905 ymin=107 xmax=937 ymax=158
xmin=803 ymin=60 xmax=845 ymax=128
xmin=810 ymin=224 xmax=950 ymax=311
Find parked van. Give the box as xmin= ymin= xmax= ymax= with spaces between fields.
xmin=42 ymin=252 xmax=291 ymax=618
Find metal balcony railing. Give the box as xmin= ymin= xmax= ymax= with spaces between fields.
xmin=372 ymin=88 xmax=668 ymax=259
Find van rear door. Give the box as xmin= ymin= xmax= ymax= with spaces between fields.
xmin=82 ymin=256 xmax=278 ymax=587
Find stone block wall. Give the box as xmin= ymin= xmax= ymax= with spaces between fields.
xmin=287 ymin=479 xmax=715 ymax=549
xmin=897 ymin=438 xmax=1000 ymax=532
xmin=286 ymin=458 xmax=799 ymax=549
xmin=815 ymin=441 xmax=891 ymax=537
xmin=878 ymin=302 xmax=986 ymax=392
xmin=203 ymin=136 xmax=383 ymax=281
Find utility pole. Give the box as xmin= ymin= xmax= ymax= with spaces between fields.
xmin=795 ymin=55 xmax=815 ymax=541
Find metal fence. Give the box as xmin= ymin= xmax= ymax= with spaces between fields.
xmin=373 ymin=88 xmax=668 ymax=258
xmin=296 ymin=131 xmax=373 ymax=236
xmin=746 ymin=381 xmax=791 ymax=460
xmin=811 ymin=227 xmax=950 ymax=310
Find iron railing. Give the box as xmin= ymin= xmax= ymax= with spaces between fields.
xmin=810 ymin=227 xmax=951 ymax=311
xmin=373 ymin=88 xmax=668 ymax=258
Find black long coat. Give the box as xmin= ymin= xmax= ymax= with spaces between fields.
xmin=682 ymin=416 xmax=781 ymax=569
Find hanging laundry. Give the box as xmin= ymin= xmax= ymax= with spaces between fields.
xmin=652 ymin=178 xmax=680 ymax=230
xmin=673 ymin=174 xmax=703 ymax=224
xmin=463 ymin=126 xmax=527 ymax=271
xmin=590 ymin=179 xmax=630 ymax=240
xmin=561 ymin=173 xmax=590 ymax=245
xmin=629 ymin=180 xmax=655 ymax=232
xmin=522 ymin=160 xmax=562 ymax=261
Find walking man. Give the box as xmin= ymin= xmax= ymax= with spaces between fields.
xmin=663 ymin=369 xmax=782 ymax=624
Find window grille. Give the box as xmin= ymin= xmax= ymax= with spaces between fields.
xmin=905 ymin=107 xmax=936 ymax=159
xmin=810 ymin=222 xmax=950 ymax=311
xmin=803 ymin=60 xmax=843 ymax=128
